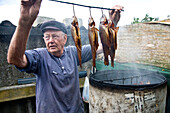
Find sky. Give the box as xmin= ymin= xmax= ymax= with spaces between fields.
xmin=0 ymin=0 xmax=170 ymax=28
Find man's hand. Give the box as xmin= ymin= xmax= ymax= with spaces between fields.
xmin=109 ymin=5 xmax=124 ymax=27
xmin=7 ymin=0 xmax=42 ymax=68
xmin=19 ymin=0 xmax=42 ymax=26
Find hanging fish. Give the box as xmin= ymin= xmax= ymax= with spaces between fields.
xmin=108 ymin=20 xmax=115 ymax=67
xmin=99 ymin=14 xmax=110 ymax=66
xmin=71 ymin=16 xmax=82 ymax=68
xmin=114 ymin=26 xmax=119 ymax=50
xmin=108 ymin=19 xmax=119 ymax=67
xmin=88 ymin=16 xmax=99 ymax=67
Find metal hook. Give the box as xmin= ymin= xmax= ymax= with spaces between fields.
xmin=101 ymin=8 xmax=104 ymax=16
xmin=89 ymin=7 xmax=92 ymax=17
xmin=73 ymin=5 xmax=75 ymax=16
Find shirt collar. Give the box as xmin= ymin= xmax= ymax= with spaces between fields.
xmin=46 ymin=48 xmax=66 ymax=58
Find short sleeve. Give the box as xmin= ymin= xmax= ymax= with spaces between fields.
xmin=16 ymin=50 xmax=40 ymax=74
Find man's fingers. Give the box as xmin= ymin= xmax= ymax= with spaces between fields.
xmin=21 ymin=0 xmax=41 ymax=6
xmin=21 ymin=0 xmax=34 ymax=6
xmin=108 ymin=5 xmax=124 ymax=27
xmin=21 ymin=0 xmax=29 ymax=1
xmin=109 ymin=5 xmax=124 ymax=17
xmin=34 ymin=0 xmax=42 ymax=6
xmin=111 ymin=5 xmax=124 ymax=10
xmin=110 ymin=5 xmax=124 ymax=15
xmin=21 ymin=0 xmax=29 ymax=5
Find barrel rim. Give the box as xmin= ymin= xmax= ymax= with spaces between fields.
xmin=89 ymin=69 xmax=168 ymax=90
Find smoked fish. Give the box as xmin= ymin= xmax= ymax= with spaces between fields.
xmin=99 ymin=14 xmax=110 ymax=66
xmin=88 ymin=16 xmax=99 ymax=67
xmin=71 ymin=16 xmax=82 ymax=68
xmin=108 ymin=20 xmax=117 ymax=67
xmin=99 ymin=15 xmax=119 ymax=67
xmin=108 ymin=20 xmax=118 ymax=67
xmin=114 ymin=26 xmax=119 ymax=50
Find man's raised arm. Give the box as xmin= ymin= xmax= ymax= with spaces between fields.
xmin=7 ymin=0 xmax=42 ymax=68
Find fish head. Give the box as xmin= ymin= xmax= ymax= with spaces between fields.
xmin=100 ymin=14 xmax=108 ymax=25
xmin=71 ymin=16 xmax=78 ymax=26
xmin=108 ymin=19 xmax=115 ymax=28
xmin=88 ymin=16 xmax=95 ymax=27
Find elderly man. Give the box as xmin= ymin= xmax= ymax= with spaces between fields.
xmin=7 ymin=0 xmax=123 ymax=113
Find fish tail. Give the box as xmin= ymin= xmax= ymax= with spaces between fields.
xmin=104 ymin=59 xmax=109 ymax=66
xmin=92 ymin=46 xmax=96 ymax=67
xmin=79 ymin=55 xmax=82 ymax=68
xmin=93 ymin=58 xmax=96 ymax=67
xmin=80 ymin=64 xmax=82 ymax=68
xmin=111 ymin=57 xmax=114 ymax=67
xmin=104 ymin=55 xmax=109 ymax=66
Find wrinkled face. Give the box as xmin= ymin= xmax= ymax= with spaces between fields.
xmin=43 ymin=30 xmax=67 ymax=57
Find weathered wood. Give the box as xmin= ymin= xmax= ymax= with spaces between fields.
xmin=0 ymin=84 xmax=35 ymax=102
xmin=0 ymin=76 xmax=86 ymax=103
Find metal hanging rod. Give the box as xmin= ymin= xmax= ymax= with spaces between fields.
xmin=49 ymin=0 xmax=124 ymax=11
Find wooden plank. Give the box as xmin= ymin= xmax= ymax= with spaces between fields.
xmin=0 ymin=84 xmax=35 ymax=102
xmin=0 ymin=77 xmax=86 ymax=102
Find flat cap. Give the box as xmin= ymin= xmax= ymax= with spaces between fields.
xmin=40 ymin=21 xmax=67 ymax=34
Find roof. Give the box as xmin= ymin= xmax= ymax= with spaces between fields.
xmin=146 ymin=19 xmax=170 ymax=25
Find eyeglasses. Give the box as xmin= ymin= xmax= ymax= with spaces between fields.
xmin=44 ymin=33 xmax=65 ymax=41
